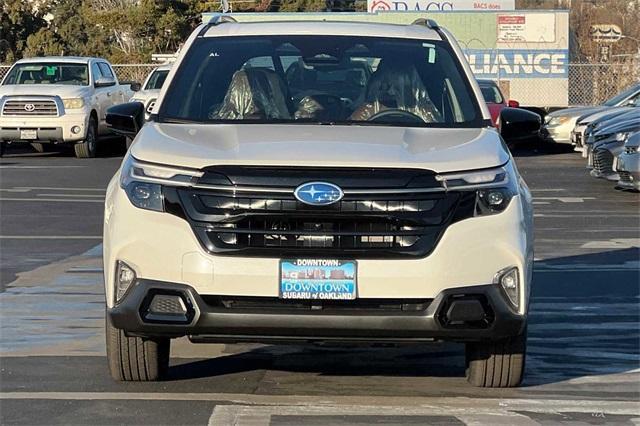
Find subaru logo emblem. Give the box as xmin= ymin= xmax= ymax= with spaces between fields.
xmin=24 ymin=103 xmax=36 ymax=112
xmin=294 ymin=182 xmax=344 ymax=206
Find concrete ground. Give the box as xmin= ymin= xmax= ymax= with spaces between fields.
xmin=0 ymin=142 xmax=639 ymax=425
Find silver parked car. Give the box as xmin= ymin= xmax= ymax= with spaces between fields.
xmin=572 ymin=104 xmax=638 ymax=153
xmin=541 ymin=82 xmax=640 ymax=145
xmin=616 ymin=132 xmax=640 ymax=191
xmin=586 ymin=110 xmax=640 ymax=180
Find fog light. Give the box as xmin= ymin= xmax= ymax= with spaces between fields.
xmin=494 ymin=267 xmax=519 ymax=309
xmin=71 ymin=126 xmax=81 ymax=134
xmin=115 ymin=261 xmax=136 ymax=303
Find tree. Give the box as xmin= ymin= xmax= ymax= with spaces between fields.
xmin=0 ymin=0 xmax=48 ymax=63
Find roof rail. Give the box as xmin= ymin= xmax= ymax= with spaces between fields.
xmin=411 ymin=18 xmax=439 ymax=30
xmin=207 ymin=13 xmax=237 ymax=25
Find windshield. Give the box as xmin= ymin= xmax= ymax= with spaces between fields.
xmin=479 ymin=83 xmax=504 ymax=104
xmin=603 ymin=83 xmax=640 ymax=106
xmin=160 ymin=35 xmax=482 ymax=127
xmin=3 ymin=63 xmax=89 ymax=86
xmin=145 ymin=69 xmax=169 ymax=90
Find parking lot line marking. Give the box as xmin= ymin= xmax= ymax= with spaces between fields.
xmin=530 ymin=189 xmax=566 ymax=192
xmin=37 ymin=193 xmax=105 ymax=198
xmin=0 ymin=236 xmax=102 ymax=239
xmin=0 ymin=198 xmax=103 ymax=203
xmin=13 ymin=187 xmax=107 ymax=192
xmin=0 ymin=393 xmax=638 ymax=414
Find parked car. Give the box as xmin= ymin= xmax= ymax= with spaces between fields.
xmin=129 ymin=64 xmax=172 ymax=120
xmin=540 ymin=82 xmax=640 ymax=145
xmin=571 ymin=105 xmax=637 ymax=154
xmin=477 ymin=79 xmax=520 ymax=126
xmin=0 ymin=56 xmax=139 ymax=158
xmin=585 ymin=110 xmax=640 ymax=180
xmin=616 ymin=132 xmax=640 ymax=191
xmin=103 ymin=16 xmax=537 ymax=387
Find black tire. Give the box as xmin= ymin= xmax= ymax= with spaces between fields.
xmin=0 ymin=142 xmax=5 ymax=157
xmin=74 ymin=118 xmax=98 ymax=158
xmin=31 ymin=142 xmax=45 ymax=153
xmin=465 ymin=328 xmax=526 ymax=388
xmin=105 ymin=313 xmax=170 ymax=381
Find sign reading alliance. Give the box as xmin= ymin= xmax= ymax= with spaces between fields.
xmin=367 ymin=0 xmax=514 ymax=12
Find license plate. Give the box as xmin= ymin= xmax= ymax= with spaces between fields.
xmin=20 ymin=129 xmax=37 ymax=140
xmin=280 ymin=259 xmax=357 ymax=300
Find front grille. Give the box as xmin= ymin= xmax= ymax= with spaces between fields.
xmin=163 ymin=167 xmax=476 ymax=259
xmin=203 ymin=296 xmax=433 ymax=314
xmin=2 ymin=99 xmax=58 ymax=116
xmin=619 ymin=171 xmax=632 ymax=183
xmin=593 ymin=149 xmax=614 ymax=175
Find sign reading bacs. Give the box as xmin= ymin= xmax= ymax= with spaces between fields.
xmin=465 ymin=49 xmax=568 ymax=78
xmin=367 ymin=0 xmax=514 ymax=12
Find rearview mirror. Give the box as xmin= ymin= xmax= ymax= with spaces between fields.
xmin=499 ymin=107 xmax=541 ymax=144
xmin=106 ymin=102 xmax=145 ymax=138
xmin=507 ymin=99 xmax=520 ymax=108
xmin=95 ymin=76 xmax=116 ymax=88
xmin=130 ymin=82 xmax=141 ymax=92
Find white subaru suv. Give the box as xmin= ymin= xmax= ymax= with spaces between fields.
xmin=104 ymin=16 xmax=537 ymax=387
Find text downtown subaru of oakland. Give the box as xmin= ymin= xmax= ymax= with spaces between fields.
xmin=103 ymin=17 xmax=537 ymax=388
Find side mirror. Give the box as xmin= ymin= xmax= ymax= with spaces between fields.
xmin=106 ymin=102 xmax=145 ymax=138
xmin=130 ymin=82 xmax=142 ymax=92
xmin=499 ymin=107 xmax=541 ymax=143
xmin=95 ymin=77 xmax=116 ymax=88
xmin=507 ymin=99 xmax=520 ymax=108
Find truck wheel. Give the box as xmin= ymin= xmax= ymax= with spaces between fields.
xmin=74 ymin=119 xmax=97 ymax=158
xmin=106 ymin=314 xmax=170 ymax=381
xmin=0 ymin=142 xmax=5 ymax=157
xmin=465 ymin=329 xmax=526 ymax=388
xmin=31 ymin=143 xmax=45 ymax=153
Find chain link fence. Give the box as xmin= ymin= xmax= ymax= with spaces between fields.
xmin=1 ymin=62 xmax=637 ymax=107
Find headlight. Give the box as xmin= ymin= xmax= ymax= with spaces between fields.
xmin=119 ymin=155 xmax=203 ymax=212
xmin=547 ymin=116 xmax=571 ymax=126
xmin=62 ymin=98 xmax=85 ymax=109
xmin=616 ymin=132 xmax=630 ymax=142
xmin=436 ymin=163 xmax=518 ymax=216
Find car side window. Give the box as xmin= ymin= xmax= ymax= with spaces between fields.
xmin=98 ymin=63 xmax=114 ymax=79
xmin=91 ymin=63 xmax=103 ymax=82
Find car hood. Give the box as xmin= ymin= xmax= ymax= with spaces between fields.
xmin=0 ymin=84 xmax=91 ymax=98
xmin=578 ymin=107 xmax=633 ymax=125
xmin=130 ymin=123 xmax=509 ymax=173
xmin=548 ymin=105 xmax=607 ymax=119
xmin=130 ymin=89 xmax=160 ymax=102
xmin=593 ymin=112 xmax=640 ymax=136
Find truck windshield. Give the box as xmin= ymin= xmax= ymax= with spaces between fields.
xmin=3 ymin=63 xmax=89 ymax=86
xmin=145 ymin=70 xmax=169 ymax=90
xmin=160 ymin=35 xmax=483 ymax=128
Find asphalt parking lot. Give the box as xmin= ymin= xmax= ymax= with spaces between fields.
xmin=0 ymin=143 xmax=639 ymax=425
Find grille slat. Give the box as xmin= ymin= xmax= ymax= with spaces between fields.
xmin=2 ymin=100 xmax=59 ymax=116
xmin=593 ymin=149 xmax=614 ymax=175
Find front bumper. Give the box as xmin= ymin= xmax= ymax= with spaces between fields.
xmin=109 ymin=279 xmax=526 ymax=343
xmin=0 ymin=113 xmax=88 ymax=143
xmin=540 ymin=123 xmax=573 ymax=144
xmin=616 ymin=152 xmax=640 ymax=190
xmin=104 ymin=180 xmax=533 ymax=315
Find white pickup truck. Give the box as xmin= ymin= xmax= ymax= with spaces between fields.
xmin=0 ymin=56 xmax=138 ymax=158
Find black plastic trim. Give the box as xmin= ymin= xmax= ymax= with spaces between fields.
xmin=108 ymin=279 xmax=526 ymax=343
